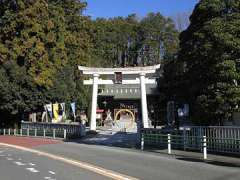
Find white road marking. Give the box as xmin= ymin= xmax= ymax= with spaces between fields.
xmin=26 ymin=168 xmax=39 ymax=173
xmin=29 ymin=163 xmax=36 ymax=166
xmin=18 ymin=158 xmax=22 ymax=160
xmin=0 ymin=154 xmax=5 ymax=157
xmin=44 ymin=177 xmax=56 ymax=180
xmin=15 ymin=161 xmax=26 ymax=166
xmin=48 ymin=171 xmax=56 ymax=175
xmin=7 ymin=154 xmax=12 ymax=156
xmin=6 ymin=157 xmax=13 ymax=160
xmin=0 ymin=151 xmax=4 ymax=153
xmin=0 ymin=143 xmax=138 ymax=180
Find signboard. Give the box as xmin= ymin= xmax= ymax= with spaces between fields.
xmin=114 ymin=72 xmax=122 ymax=84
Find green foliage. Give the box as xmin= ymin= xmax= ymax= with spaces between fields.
xmin=90 ymin=13 xmax=179 ymax=67
xmin=0 ymin=0 xmax=69 ymax=87
xmin=0 ymin=0 xmax=90 ymax=123
xmin=176 ymin=0 xmax=240 ymax=124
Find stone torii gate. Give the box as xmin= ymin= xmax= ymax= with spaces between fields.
xmin=78 ymin=64 xmax=160 ymax=131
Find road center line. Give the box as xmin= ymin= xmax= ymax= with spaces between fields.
xmin=0 ymin=143 xmax=138 ymax=180
xmin=48 ymin=171 xmax=56 ymax=175
xmin=26 ymin=167 xmax=39 ymax=173
xmin=15 ymin=161 xmax=26 ymax=166
xmin=44 ymin=177 xmax=56 ymax=180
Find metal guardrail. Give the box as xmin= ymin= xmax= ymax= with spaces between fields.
xmin=141 ymin=132 xmax=240 ymax=159
xmin=142 ymin=127 xmax=240 ymax=154
xmin=0 ymin=128 xmax=82 ymax=140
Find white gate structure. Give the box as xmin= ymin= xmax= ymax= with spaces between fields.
xmin=78 ymin=65 xmax=161 ymax=131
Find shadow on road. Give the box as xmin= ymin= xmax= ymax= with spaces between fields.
xmin=176 ymin=157 xmax=240 ymax=168
xmin=65 ymin=131 xmax=140 ymax=149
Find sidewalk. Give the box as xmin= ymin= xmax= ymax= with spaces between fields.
xmin=0 ymin=136 xmax=62 ymax=148
xmin=143 ymin=147 xmax=240 ymax=167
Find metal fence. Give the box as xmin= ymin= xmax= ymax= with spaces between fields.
xmin=141 ymin=126 xmax=240 ymax=154
xmin=0 ymin=128 xmax=82 ymax=140
xmin=141 ymin=133 xmax=208 ymax=159
xmin=21 ymin=121 xmax=86 ymax=138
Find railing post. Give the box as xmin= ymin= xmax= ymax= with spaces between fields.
xmin=27 ymin=128 xmax=29 ymax=136
xmin=183 ymin=128 xmax=186 ymax=150
xmin=168 ymin=134 xmax=171 ymax=154
xmin=3 ymin=129 xmax=5 ymax=135
xmin=53 ymin=129 xmax=56 ymax=139
xmin=141 ymin=134 xmax=144 ymax=150
xmin=203 ymin=136 xmax=207 ymax=160
xmin=34 ymin=129 xmax=37 ymax=137
xmin=20 ymin=129 xmax=22 ymax=136
xmin=64 ymin=129 xmax=67 ymax=139
xmin=8 ymin=128 xmax=10 ymax=135
xmin=43 ymin=129 xmax=46 ymax=138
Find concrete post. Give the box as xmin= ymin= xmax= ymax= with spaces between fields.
xmin=53 ymin=129 xmax=56 ymax=139
xmin=27 ymin=128 xmax=29 ymax=136
xmin=90 ymin=74 xmax=99 ymax=131
xmin=141 ymin=134 xmax=144 ymax=150
xmin=35 ymin=129 xmax=37 ymax=137
xmin=3 ymin=129 xmax=5 ymax=135
xmin=20 ymin=129 xmax=22 ymax=136
xmin=203 ymin=136 xmax=207 ymax=160
xmin=168 ymin=134 xmax=171 ymax=154
xmin=140 ymin=73 xmax=149 ymax=128
xmin=14 ymin=129 xmax=16 ymax=136
xmin=43 ymin=129 xmax=46 ymax=138
xmin=64 ymin=129 xmax=67 ymax=139
xmin=8 ymin=128 xmax=10 ymax=135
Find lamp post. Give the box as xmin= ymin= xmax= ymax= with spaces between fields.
xmin=102 ymin=100 xmax=108 ymax=127
xmin=150 ymin=105 xmax=156 ymax=128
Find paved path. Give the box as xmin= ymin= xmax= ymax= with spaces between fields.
xmin=0 ymin=145 xmax=110 ymax=180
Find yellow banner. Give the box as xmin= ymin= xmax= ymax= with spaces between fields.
xmin=53 ymin=103 xmax=59 ymax=123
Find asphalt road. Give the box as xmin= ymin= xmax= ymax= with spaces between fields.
xmin=36 ymin=142 xmax=240 ymax=180
xmin=0 ymin=145 xmax=110 ymax=180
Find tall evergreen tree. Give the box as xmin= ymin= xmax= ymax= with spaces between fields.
xmin=177 ymin=0 xmax=240 ymax=124
xmin=0 ymin=0 xmax=90 ymax=125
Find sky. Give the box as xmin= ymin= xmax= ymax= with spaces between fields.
xmin=84 ymin=0 xmax=199 ymax=19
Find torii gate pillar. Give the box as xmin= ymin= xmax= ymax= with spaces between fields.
xmin=90 ymin=74 xmax=99 ymax=131
xmin=140 ymin=73 xmax=149 ymax=128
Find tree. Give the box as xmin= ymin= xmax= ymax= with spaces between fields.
xmin=0 ymin=0 xmax=69 ymax=87
xmin=0 ymin=0 xmax=90 ymax=125
xmin=90 ymin=12 xmax=179 ymax=67
xmin=90 ymin=14 xmax=139 ymax=67
xmin=172 ymin=11 xmax=191 ymax=32
xmin=139 ymin=12 xmax=179 ymax=65
xmin=177 ymin=0 xmax=240 ymax=125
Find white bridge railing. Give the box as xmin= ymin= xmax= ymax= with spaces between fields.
xmin=0 ymin=128 xmax=82 ymax=140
